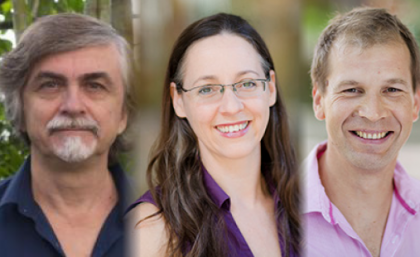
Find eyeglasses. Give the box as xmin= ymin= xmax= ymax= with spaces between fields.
xmin=177 ymin=78 xmax=270 ymax=103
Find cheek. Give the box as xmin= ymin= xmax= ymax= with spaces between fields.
xmin=184 ymin=103 xmax=217 ymax=129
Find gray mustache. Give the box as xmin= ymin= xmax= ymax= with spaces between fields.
xmin=46 ymin=116 xmax=99 ymax=136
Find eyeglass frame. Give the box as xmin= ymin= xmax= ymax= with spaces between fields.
xmin=175 ymin=77 xmax=271 ymax=98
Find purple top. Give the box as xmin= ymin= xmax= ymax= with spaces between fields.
xmin=130 ymin=167 xmax=297 ymax=257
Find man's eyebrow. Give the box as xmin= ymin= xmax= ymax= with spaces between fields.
xmin=32 ymin=71 xmax=67 ymax=82
xmin=80 ymin=72 xmax=113 ymax=84
xmin=385 ymin=78 xmax=409 ymax=87
xmin=336 ymin=80 xmax=360 ymax=88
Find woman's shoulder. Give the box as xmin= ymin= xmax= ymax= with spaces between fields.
xmin=127 ymin=191 xmax=169 ymax=256
xmin=127 ymin=190 xmax=156 ymax=211
xmin=126 ymin=190 xmax=162 ymax=226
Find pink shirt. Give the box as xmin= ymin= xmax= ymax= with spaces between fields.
xmin=302 ymin=141 xmax=420 ymax=257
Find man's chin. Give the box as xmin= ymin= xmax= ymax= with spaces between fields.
xmin=52 ymin=137 xmax=97 ymax=163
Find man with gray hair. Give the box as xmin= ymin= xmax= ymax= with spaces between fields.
xmin=303 ymin=7 xmax=420 ymax=257
xmin=0 ymin=13 xmax=135 ymax=256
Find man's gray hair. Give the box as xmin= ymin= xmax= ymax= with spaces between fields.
xmin=0 ymin=13 xmax=136 ymax=164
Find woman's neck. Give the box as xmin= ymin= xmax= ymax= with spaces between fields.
xmin=200 ymin=146 xmax=268 ymax=208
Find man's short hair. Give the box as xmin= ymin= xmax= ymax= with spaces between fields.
xmin=0 ymin=13 xmax=136 ymax=164
xmin=311 ymin=7 xmax=420 ymax=93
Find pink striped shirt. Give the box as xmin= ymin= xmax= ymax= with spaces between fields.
xmin=302 ymin=142 xmax=420 ymax=257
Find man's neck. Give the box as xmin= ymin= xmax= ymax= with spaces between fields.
xmin=30 ymin=150 xmax=117 ymax=213
xmin=30 ymin=151 xmax=119 ymax=257
xmin=319 ymin=147 xmax=395 ymax=257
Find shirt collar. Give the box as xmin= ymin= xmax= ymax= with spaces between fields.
xmin=302 ymin=141 xmax=420 ymax=224
xmin=0 ymin=157 xmax=35 ymax=210
xmin=393 ymin=161 xmax=420 ymax=215
xmin=0 ymin=157 xmax=133 ymax=212
xmin=201 ymin=165 xmax=279 ymax=210
xmin=109 ymin=162 xmax=134 ymax=211
xmin=202 ymin=165 xmax=230 ymax=209
xmin=301 ymin=141 xmax=335 ymax=223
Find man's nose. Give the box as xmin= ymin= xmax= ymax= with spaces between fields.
xmin=59 ymin=86 xmax=86 ymax=115
xmin=219 ymin=86 xmax=244 ymax=114
xmin=357 ymin=93 xmax=388 ymax=122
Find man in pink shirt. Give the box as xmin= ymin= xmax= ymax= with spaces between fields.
xmin=303 ymin=7 xmax=420 ymax=257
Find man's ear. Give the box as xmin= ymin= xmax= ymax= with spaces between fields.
xmin=313 ymin=83 xmax=326 ymax=120
xmin=413 ymin=88 xmax=420 ymax=122
xmin=171 ymin=82 xmax=186 ymax=118
xmin=268 ymin=70 xmax=277 ymax=107
xmin=118 ymin=108 xmax=128 ymax=134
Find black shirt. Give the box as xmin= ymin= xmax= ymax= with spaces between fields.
xmin=0 ymin=157 xmax=132 ymax=257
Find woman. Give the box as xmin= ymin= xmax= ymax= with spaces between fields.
xmin=129 ymin=13 xmax=300 ymax=257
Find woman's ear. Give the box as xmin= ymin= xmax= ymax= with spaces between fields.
xmin=171 ymin=82 xmax=187 ymax=118
xmin=268 ymin=70 xmax=277 ymax=107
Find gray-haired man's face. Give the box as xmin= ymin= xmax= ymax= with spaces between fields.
xmin=22 ymin=44 xmax=127 ymax=163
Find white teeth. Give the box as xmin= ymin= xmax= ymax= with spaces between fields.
xmin=217 ymin=121 xmax=248 ymax=133
xmin=355 ymin=131 xmax=388 ymax=140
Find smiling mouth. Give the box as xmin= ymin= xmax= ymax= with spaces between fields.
xmin=352 ymin=131 xmax=392 ymax=140
xmin=216 ymin=121 xmax=249 ymax=133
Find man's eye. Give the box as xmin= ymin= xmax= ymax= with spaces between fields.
xmin=37 ymin=81 xmax=62 ymax=93
xmin=86 ymin=82 xmax=105 ymax=91
xmin=344 ymin=88 xmax=358 ymax=93
xmin=40 ymin=81 xmax=59 ymax=89
xmin=386 ymin=87 xmax=401 ymax=93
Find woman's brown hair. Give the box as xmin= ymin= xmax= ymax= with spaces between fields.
xmin=144 ymin=13 xmax=300 ymax=256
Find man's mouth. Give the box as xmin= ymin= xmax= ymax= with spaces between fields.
xmin=352 ymin=131 xmax=392 ymax=140
xmin=216 ymin=121 xmax=249 ymax=133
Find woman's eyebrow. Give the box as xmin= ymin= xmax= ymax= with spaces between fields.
xmin=192 ymin=70 xmax=262 ymax=86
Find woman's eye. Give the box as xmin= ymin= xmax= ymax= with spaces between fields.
xmin=198 ymin=86 xmax=215 ymax=95
xmin=241 ymin=81 xmax=257 ymax=88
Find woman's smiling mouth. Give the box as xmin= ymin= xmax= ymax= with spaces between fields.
xmin=216 ymin=121 xmax=249 ymax=133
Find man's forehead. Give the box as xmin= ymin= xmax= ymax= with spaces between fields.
xmin=29 ymin=44 xmax=122 ymax=81
xmin=331 ymin=36 xmax=408 ymax=58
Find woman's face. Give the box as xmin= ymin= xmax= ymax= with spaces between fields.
xmin=172 ymin=33 xmax=277 ymax=162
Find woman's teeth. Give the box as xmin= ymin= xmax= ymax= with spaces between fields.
xmin=217 ymin=121 xmax=248 ymax=133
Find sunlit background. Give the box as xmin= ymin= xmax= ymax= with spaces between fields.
xmin=0 ymin=0 xmax=419 ymax=192
xmin=132 ymin=0 xmax=420 ymax=194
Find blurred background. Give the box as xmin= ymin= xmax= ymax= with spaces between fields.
xmin=0 ymin=0 xmax=419 ymax=194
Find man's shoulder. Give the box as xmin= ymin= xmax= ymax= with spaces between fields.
xmin=0 ymin=176 xmax=14 ymax=201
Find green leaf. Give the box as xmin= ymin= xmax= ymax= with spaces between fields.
xmin=1 ymin=0 xmax=13 ymax=14
xmin=0 ymin=38 xmax=12 ymax=55
xmin=67 ymin=0 xmax=85 ymax=13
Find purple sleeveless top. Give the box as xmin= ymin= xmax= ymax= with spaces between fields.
xmin=129 ymin=167 xmax=297 ymax=257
